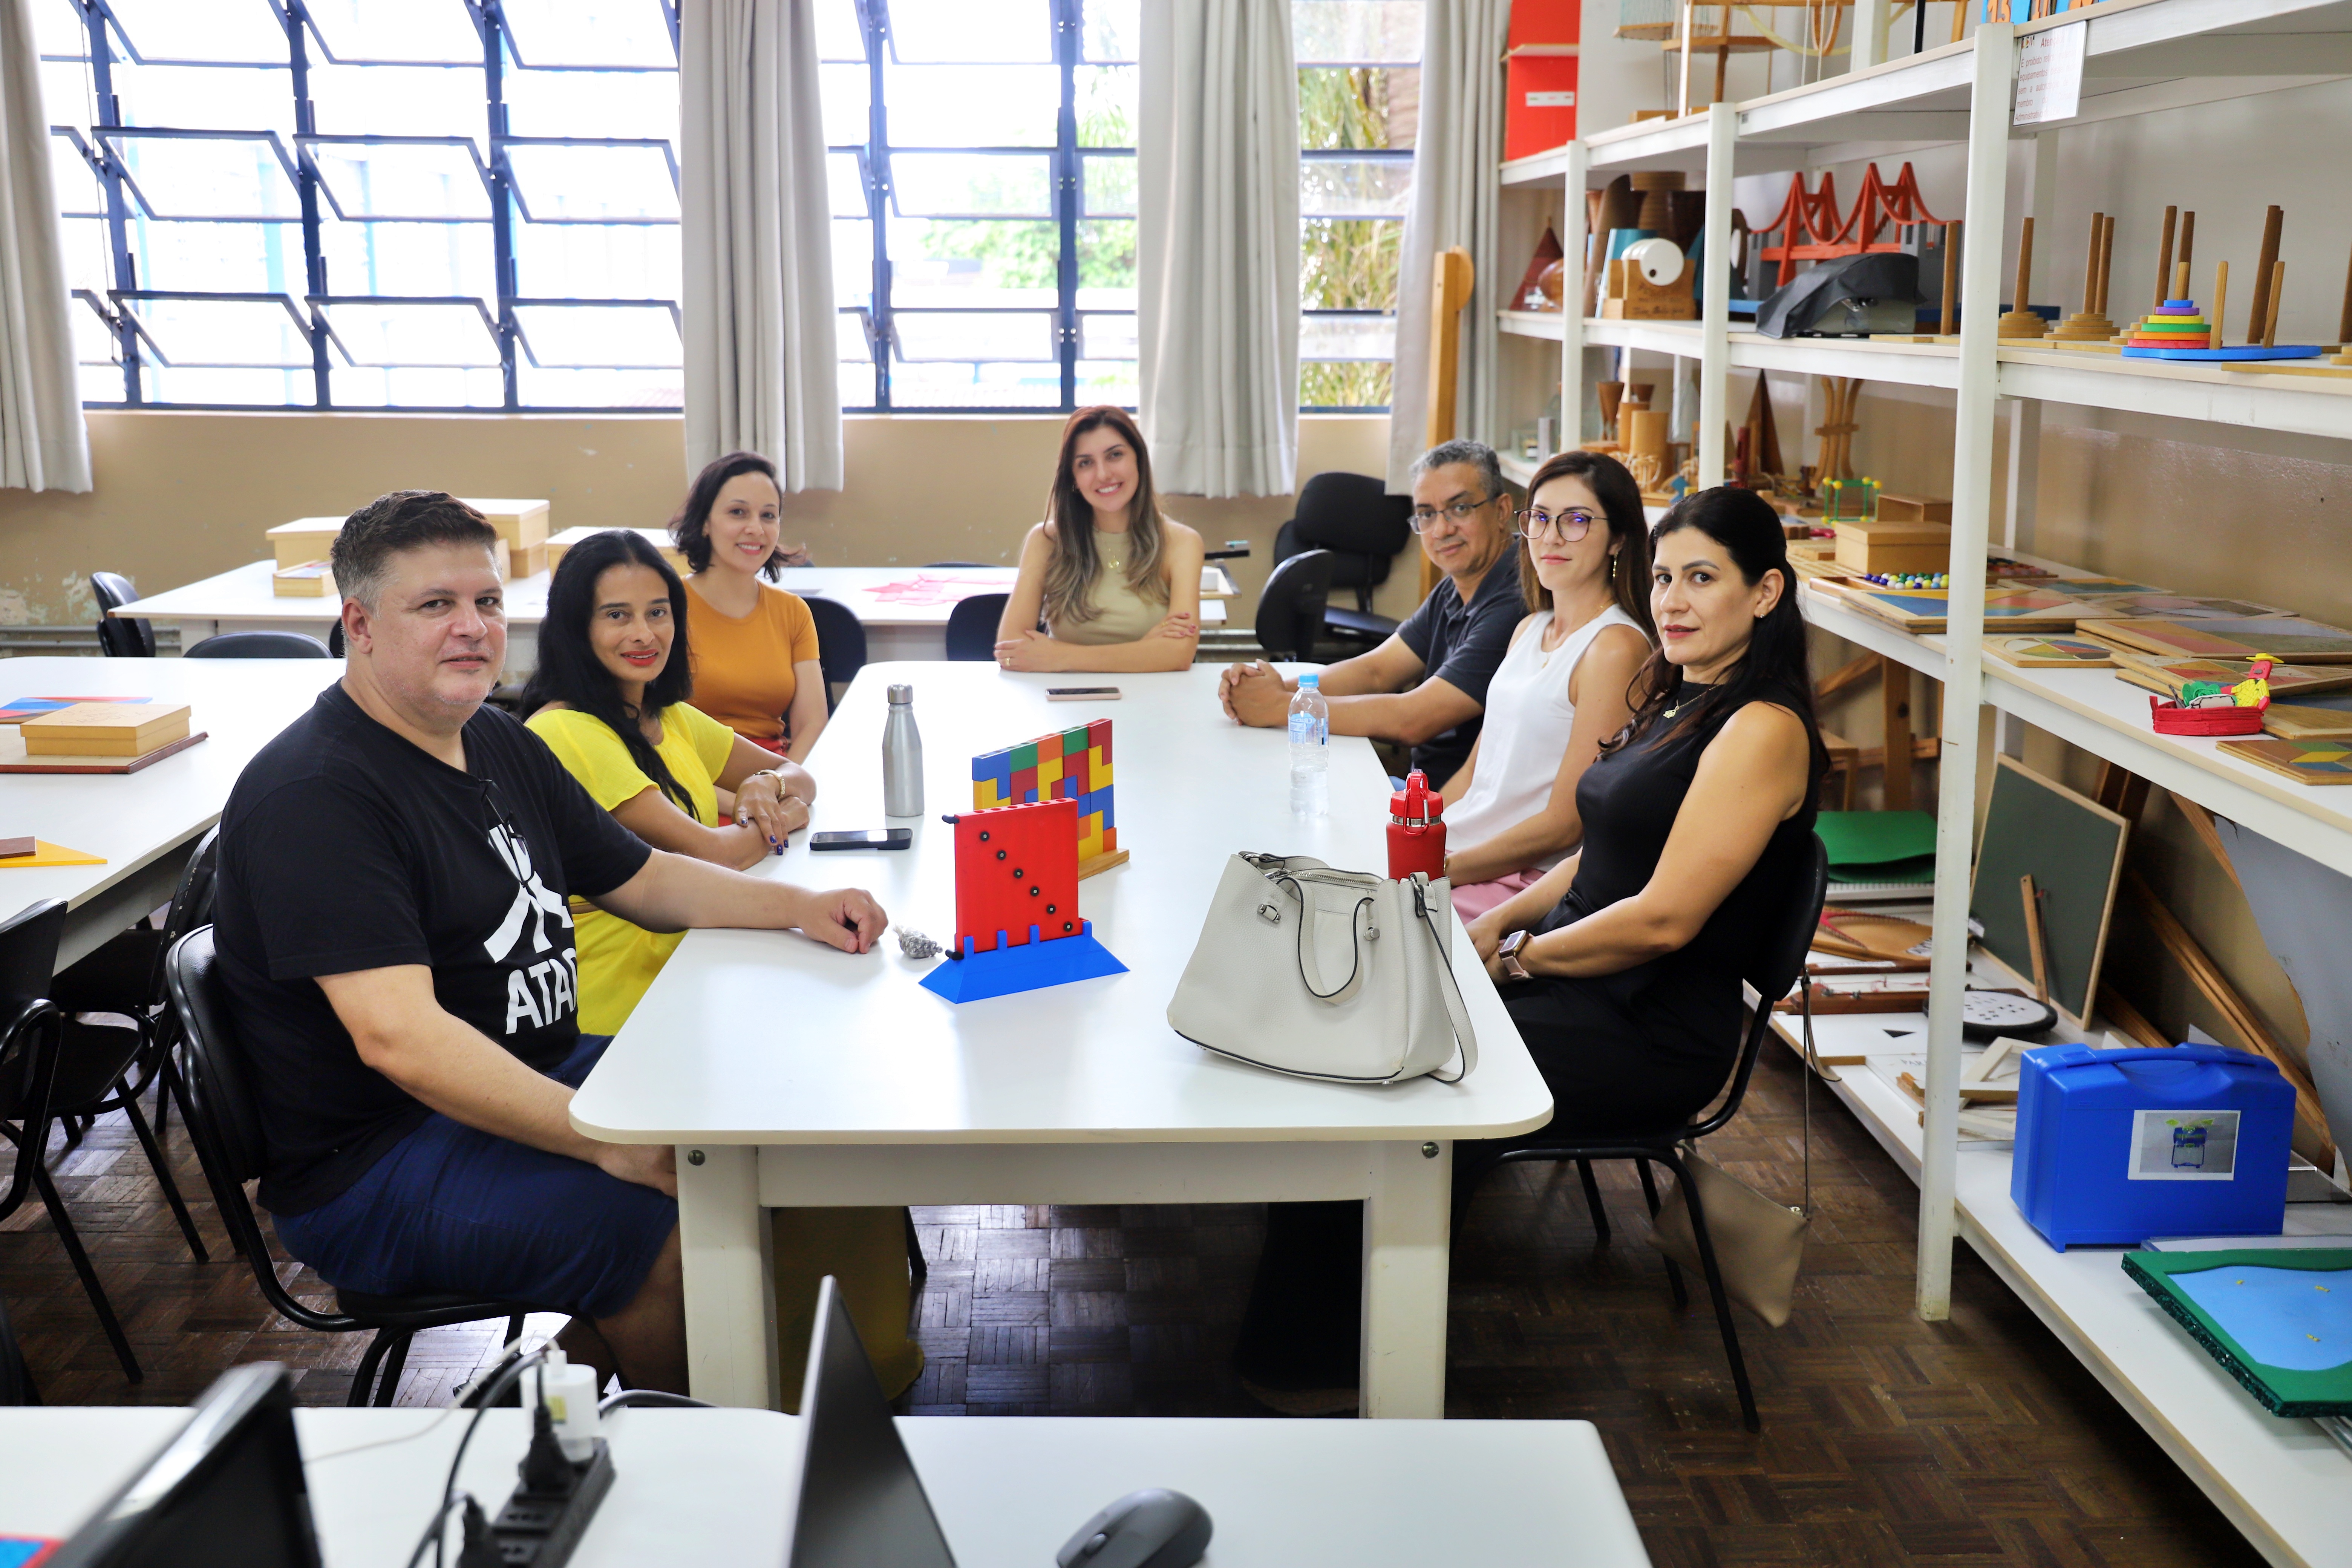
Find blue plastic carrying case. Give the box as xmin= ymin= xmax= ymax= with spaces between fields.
xmin=2011 ymin=1044 xmax=2294 ymax=1250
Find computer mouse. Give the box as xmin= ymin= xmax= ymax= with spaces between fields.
xmin=1055 ymin=1487 xmax=1213 ymax=1568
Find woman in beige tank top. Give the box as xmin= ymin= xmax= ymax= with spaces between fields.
xmin=996 ymin=406 xmax=1205 ymax=673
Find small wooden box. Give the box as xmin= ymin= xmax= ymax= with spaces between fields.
xmin=545 ymin=526 xmax=687 ymax=574
xmin=23 ymin=702 xmax=192 ymax=757
xmin=491 ymin=537 xmax=513 ymax=582
xmin=461 ymin=498 xmax=551 ymax=549
xmin=513 ymin=540 xmax=549 ymax=579
xmin=1875 ymin=493 xmax=1954 ymax=525
xmin=273 ymin=560 xmax=337 ymax=597
xmin=1834 ymin=516 xmax=1952 ymax=575
xmin=268 ymin=517 xmax=345 ymax=570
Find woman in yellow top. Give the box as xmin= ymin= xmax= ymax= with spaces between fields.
xmin=671 ymin=450 xmax=829 ymax=761
xmin=521 ymin=528 xmax=920 ymax=1401
xmin=995 ymin=405 xmax=1205 ymax=674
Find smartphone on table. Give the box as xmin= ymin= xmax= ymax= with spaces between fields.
xmin=810 ymin=828 xmax=913 ymax=851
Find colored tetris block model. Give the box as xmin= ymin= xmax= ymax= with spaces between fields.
xmin=919 ymin=797 xmax=1127 ymax=1003
xmin=970 ymin=718 xmax=1119 ymax=862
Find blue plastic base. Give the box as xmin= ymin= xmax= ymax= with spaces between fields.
xmin=2120 ymin=344 xmax=2323 ymax=361
xmin=918 ymin=920 xmax=1127 ymax=1003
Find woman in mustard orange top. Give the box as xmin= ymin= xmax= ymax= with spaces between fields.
xmin=672 ymin=451 xmax=828 ymax=762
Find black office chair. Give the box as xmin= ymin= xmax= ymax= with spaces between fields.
xmin=0 ymin=900 xmax=142 ymax=1382
xmin=48 ymin=829 xmax=219 ymax=1271
xmin=945 ymin=594 xmax=1009 ymax=662
xmin=166 ymin=927 xmax=545 ymax=1407
xmin=1254 ymin=550 xmax=1336 ymax=664
xmin=328 ymin=620 xmax=345 ymax=657
xmin=1273 ymin=472 xmax=1412 ymax=647
xmin=801 ymin=594 xmax=867 ymax=714
xmin=1452 ymin=834 xmax=1830 ymax=1433
xmin=90 ymin=572 xmax=154 ymax=658
xmin=184 ymin=631 xmax=331 ymax=658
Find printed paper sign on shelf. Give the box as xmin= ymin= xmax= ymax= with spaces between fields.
xmin=2014 ymin=21 xmax=2087 ymax=126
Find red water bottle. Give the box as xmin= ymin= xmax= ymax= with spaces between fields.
xmin=1387 ymin=769 xmax=1447 ymax=881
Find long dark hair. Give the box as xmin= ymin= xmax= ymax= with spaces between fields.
xmin=520 ymin=530 xmax=703 ymax=819
xmin=1043 ymin=405 xmax=1168 ymax=626
xmin=1616 ymin=486 xmax=1827 ymax=789
xmin=672 ymin=450 xmax=786 ymax=579
xmin=1516 ymin=449 xmax=1655 ymax=640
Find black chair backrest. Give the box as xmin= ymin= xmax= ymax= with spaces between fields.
xmin=0 ymin=901 xmax=67 ymax=1202
xmin=185 ymin=631 xmax=332 ymax=659
xmin=1292 ymin=472 xmax=1413 ymax=558
xmin=801 ymin=594 xmax=867 ymax=713
xmin=945 ymin=594 xmax=1008 ymax=662
xmin=1689 ymin=832 xmax=1830 ymax=1142
xmin=328 ymin=620 xmax=345 ymax=657
xmin=1254 ymin=550 xmax=1336 ymax=663
xmin=165 ymin=926 xmax=345 ymax=1331
xmin=91 ymin=572 xmax=155 ymax=659
xmin=142 ymin=828 xmax=220 ymax=1011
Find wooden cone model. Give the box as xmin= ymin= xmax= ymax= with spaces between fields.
xmin=1998 ymin=216 xmax=2049 ymax=338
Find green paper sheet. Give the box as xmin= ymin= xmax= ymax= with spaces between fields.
xmin=1815 ymin=810 xmax=1938 ymax=870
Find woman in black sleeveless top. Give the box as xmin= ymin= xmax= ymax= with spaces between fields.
xmin=1233 ymin=485 xmax=1825 ymax=1414
xmin=1465 ymin=485 xmax=1827 ymax=1134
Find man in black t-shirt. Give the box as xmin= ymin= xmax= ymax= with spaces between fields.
xmin=213 ymin=492 xmax=884 ymax=1394
xmin=1218 ymin=440 xmax=1524 ymax=787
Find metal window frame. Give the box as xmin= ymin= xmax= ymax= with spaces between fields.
xmin=56 ymin=0 xmax=687 ymax=412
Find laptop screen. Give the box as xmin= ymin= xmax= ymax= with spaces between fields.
xmin=784 ymin=1277 xmax=958 ymax=1568
xmin=47 ymin=1363 xmax=323 ymax=1568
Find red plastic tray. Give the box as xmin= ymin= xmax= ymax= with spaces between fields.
xmin=2147 ymin=695 xmax=2266 ymax=735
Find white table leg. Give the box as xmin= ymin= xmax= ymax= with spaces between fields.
xmin=677 ymin=1144 xmax=776 ymax=1409
xmin=1360 ymin=1139 xmax=1450 ymax=1418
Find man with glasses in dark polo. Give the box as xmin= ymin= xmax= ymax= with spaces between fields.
xmin=1219 ymin=439 xmax=1522 ymax=787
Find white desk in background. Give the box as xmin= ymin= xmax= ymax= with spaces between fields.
xmin=0 ymin=657 xmax=338 ymax=971
xmin=0 ymin=1407 xmax=1650 ymax=1566
xmin=115 ymin=563 xmax=1224 ymax=671
xmin=571 ymin=663 xmax=1552 ymax=1418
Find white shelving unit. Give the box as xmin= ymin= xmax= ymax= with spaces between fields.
xmin=1493 ymin=4 xmax=2352 ymax=1562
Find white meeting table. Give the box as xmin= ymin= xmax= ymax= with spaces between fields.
xmin=0 ymin=1406 xmax=1650 ymax=1566
xmin=571 ymin=663 xmax=1552 ymax=1418
xmin=0 ymin=657 xmax=339 ymax=970
xmin=118 ymin=562 xmax=1225 ymax=671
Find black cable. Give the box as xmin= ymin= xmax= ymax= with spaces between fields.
xmin=406 ymin=1346 xmax=548 ymax=1568
xmin=597 ymin=1389 xmax=715 ymax=1415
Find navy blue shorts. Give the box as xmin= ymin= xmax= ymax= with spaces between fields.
xmin=274 ymin=1035 xmax=676 ymax=1320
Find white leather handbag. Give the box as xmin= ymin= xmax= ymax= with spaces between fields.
xmin=1167 ymin=853 xmax=1478 ymax=1085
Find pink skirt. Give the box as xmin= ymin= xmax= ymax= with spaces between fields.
xmin=1451 ymin=867 xmax=1544 ymax=922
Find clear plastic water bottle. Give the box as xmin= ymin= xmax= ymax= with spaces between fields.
xmin=1288 ymin=672 xmax=1329 ymax=818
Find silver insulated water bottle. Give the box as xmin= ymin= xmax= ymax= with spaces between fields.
xmin=883 ymin=683 xmax=923 ymax=817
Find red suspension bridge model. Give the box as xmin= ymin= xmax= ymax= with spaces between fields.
xmin=1750 ymin=162 xmax=1949 ymax=291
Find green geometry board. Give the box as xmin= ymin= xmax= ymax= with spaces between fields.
xmin=1969 ymin=755 xmax=2129 ymax=1025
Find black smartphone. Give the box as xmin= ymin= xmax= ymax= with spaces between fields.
xmin=810 ymin=828 xmax=913 ymax=851
xmin=1047 ymin=686 xmax=1122 ymax=701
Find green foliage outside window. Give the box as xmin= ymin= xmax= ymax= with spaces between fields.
xmin=1300 ymin=66 xmax=1402 ymax=408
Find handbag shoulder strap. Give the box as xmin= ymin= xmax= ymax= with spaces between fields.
xmin=1410 ymin=875 xmax=1479 ymax=1083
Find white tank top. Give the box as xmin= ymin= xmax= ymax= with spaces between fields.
xmin=1445 ymin=604 xmax=1644 ymax=868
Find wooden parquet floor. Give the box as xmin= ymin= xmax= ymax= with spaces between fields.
xmin=1 ymin=1042 xmax=2266 ymax=1567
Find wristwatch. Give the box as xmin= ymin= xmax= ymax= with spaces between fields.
xmin=1497 ymin=929 xmax=1533 ymax=982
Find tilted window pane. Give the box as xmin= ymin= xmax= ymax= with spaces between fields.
xmin=125 ymin=220 xmax=301 ymax=292
xmin=70 ymin=295 xmax=121 ymax=366
xmin=1300 ymin=155 xmax=1411 ymax=219
xmin=319 ymin=219 xmax=497 ymax=298
xmin=815 ymin=0 xmax=865 ymax=61
xmin=513 ymin=302 xmax=681 ymax=368
xmin=1299 ymin=313 xmax=1396 ymax=360
xmin=504 ymin=142 xmax=678 ymax=222
xmin=504 ymin=67 xmax=680 ymax=141
xmin=127 ymin=297 xmax=312 ymax=368
xmin=306 ymin=141 xmax=493 ymax=222
xmin=827 ymin=153 xmax=866 ymax=219
xmin=499 ymin=0 xmax=676 ymax=69
xmin=819 ymin=63 xmax=870 ymax=147
xmin=893 ymin=312 xmax=1056 ymax=363
xmin=106 ymin=133 xmax=301 ymax=220
xmin=838 ymin=310 xmax=873 ymax=363
xmin=511 ymin=223 xmax=681 ymax=299
xmin=40 ymin=61 xmax=93 ymax=123
xmin=831 ymin=218 xmax=873 ymax=309
xmin=1291 ymin=0 xmax=1424 ymax=64
xmin=309 ymin=63 xmax=490 ymax=140
xmin=103 ymin=0 xmax=288 ymax=64
xmin=1076 ymin=219 xmax=1135 ymax=306
xmin=1078 ymin=312 xmax=1135 ymax=361
xmin=1080 ymin=154 xmax=1133 ymax=219
xmin=1083 ymin=0 xmax=1139 ymax=62
xmin=146 ymin=366 xmax=315 ymax=405
xmin=882 ymin=64 xmax=1058 ymax=147
xmin=889 ymin=0 xmax=1052 ymax=63
xmin=55 ymin=217 xmax=114 ymax=297
xmin=302 ymin=0 xmax=483 ymax=65
xmin=1300 ymin=217 xmax=1401 ymax=310
xmin=890 ymin=218 xmax=1058 ymax=310
xmin=891 ymin=154 xmax=1053 ymax=220
xmin=1074 ymin=67 xmax=1137 ymax=147
xmin=113 ymin=62 xmax=294 ymax=135
xmin=49 ymin=132 xmax=105 ymax=218
xmin=317 ymin=300 xmax=500 ymax=367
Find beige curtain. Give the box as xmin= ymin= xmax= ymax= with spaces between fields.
xmin=0 ymin=0 xmax=91 ymax=493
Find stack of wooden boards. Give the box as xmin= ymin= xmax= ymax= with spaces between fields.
xmin=0 ymin=701 xmax=204 ymax=774
xmin=266 ymin=499 xmax=551 ymax=597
